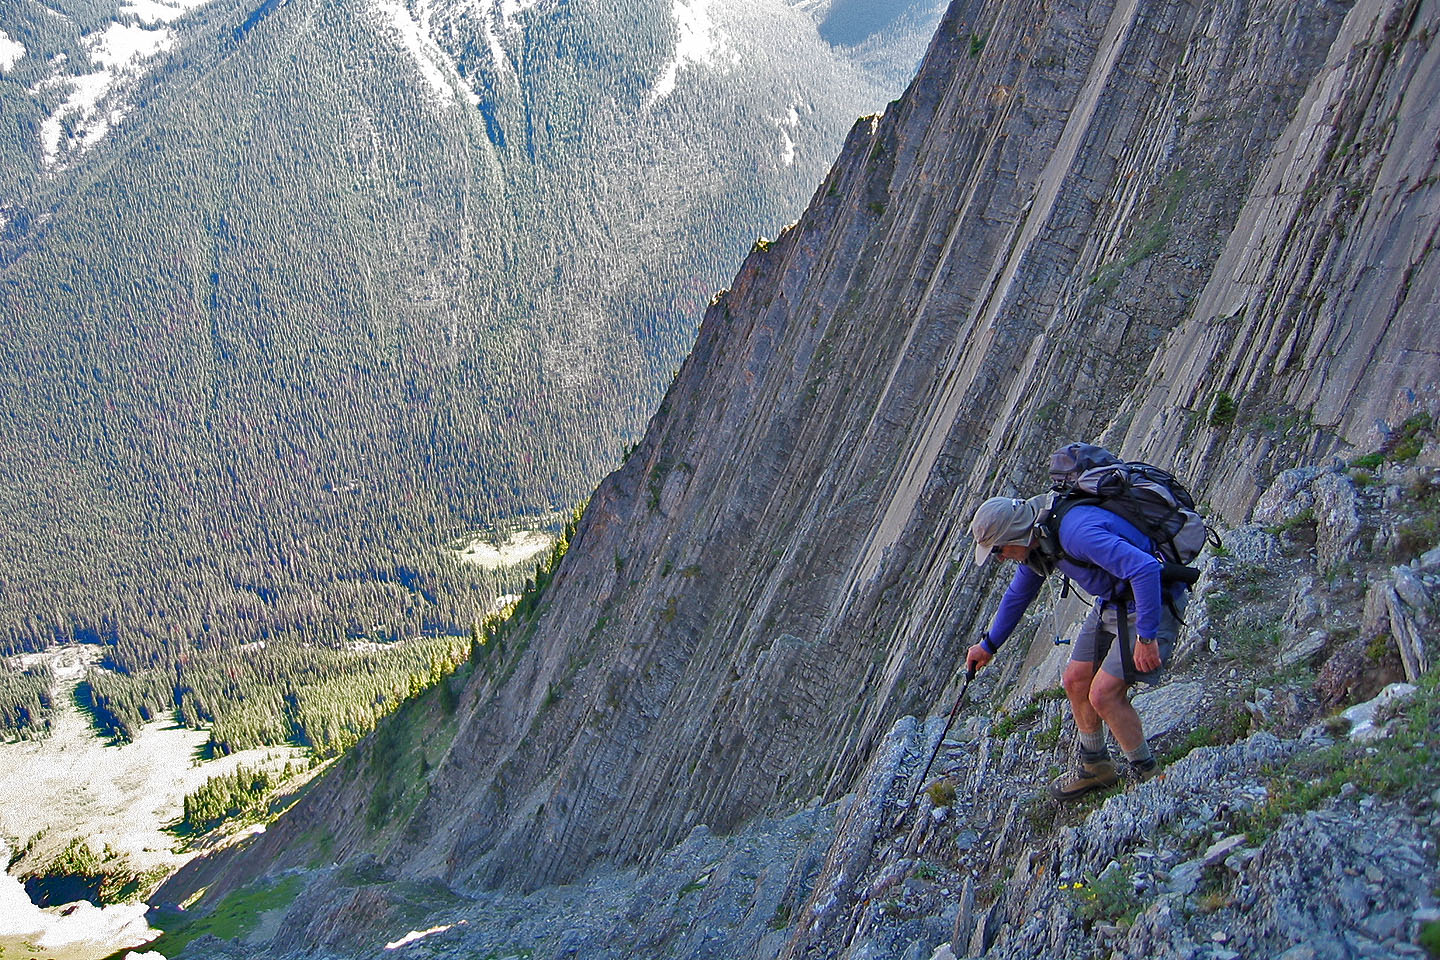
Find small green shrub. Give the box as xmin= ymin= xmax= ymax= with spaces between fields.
xmin=993 ymin=703 xmax=1041 ymax=738
xmin=1420 ymin=918 xmax=1440 ymax=957
xmin=1208 ymin=392 xmax=1238 ymax=427
xmin=1391 ymin=412 xmax=1433 ymax=461
xmin=1035 ymin=711 xmax=1064 ymax=751
xmin=1394 ymin=514 xmax=1440 ymax=560
xmin=1350 ymin=468 xmax=1379 ymax=487
xmin=1064 ymin=863 xmax=1140 ymax=926
xmin=1159 ymin=714 xmax=1250 ymax=765
xmin=1350 ymin=452 xmax=1384 ymax=470
xmin=926 ymin=779 xmax=957 ymax=808
xmin=1365 ymin=634 xmax=1392 ymax=662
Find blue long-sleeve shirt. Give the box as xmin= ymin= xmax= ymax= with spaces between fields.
xmin=982 ymin=504 xmax=1167 ymax=652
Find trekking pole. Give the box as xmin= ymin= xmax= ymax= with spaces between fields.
xmin=900 ymin=661 xmax=978 ymax=820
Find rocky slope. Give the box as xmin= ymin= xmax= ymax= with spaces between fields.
xmin=159 ymin=0 xmax=1440 ymax=953
xmin=171 ymin=460 xmax=1440 ymax=960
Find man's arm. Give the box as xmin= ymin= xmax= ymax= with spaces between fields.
xmin=967 ymin=565 xmax=1045 ymax=670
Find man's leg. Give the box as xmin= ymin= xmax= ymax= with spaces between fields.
xmin=1088 ymin=669 xmax=1144 ymax=752
xmin=1062 ymin=604 xmax=1105 ymax=736
xmin=1049 ymin=607 xmax=1118 ymax=801
xmin=1062 ymin=658 xmax=1102 ymax=736
xmin=1089 ymin=596 xmax=1188 ymax=778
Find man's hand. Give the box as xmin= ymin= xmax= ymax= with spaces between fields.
xmin=1133 ymin=637 xmax=1161 ymax=673
xmin=965 ymin=642 xmax=993 ymax=673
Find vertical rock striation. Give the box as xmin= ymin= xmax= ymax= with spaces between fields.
xmin=399 ymin=0 xmax=1440 ymax=892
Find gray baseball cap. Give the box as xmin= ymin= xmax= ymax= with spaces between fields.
xmin=970 ymin=496 xmax=1039 ymax=565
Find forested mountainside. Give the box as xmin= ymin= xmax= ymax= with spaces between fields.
xmin=154 ymin=0 xmax=1440 ymax=953
xmin=0 ymin=0 xmax=942 ymax=736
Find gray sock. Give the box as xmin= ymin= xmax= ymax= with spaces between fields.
xmin=1078 ymin=728 xmax=1107 ymax=760
xmin=1123 ymin=742 xmax=1154 ymax=766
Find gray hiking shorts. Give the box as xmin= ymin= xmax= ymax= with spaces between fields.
xmin=1072 ymin=592 xmax=1188 ymax=684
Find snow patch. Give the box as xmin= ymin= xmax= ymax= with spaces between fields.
xmin=777 ymin=126 xmax=796 ymax=165
xmin=0 ymin=866 xmax=157 ymax=955
xmin=385 ymin=922 xmax=461 ymax=949
xmin=454 ymin=529 xmax=554 ymax=569
xmin=0 ymin=30 xmax=25 ymax=72
xmin=649 ymin=0 xmax=733 ymax=103
xmin=498 ymin=0 xmax=541 ymax=24
xmin=36 ymin=20 xmax=175 ymax=165
xmin=372 ymin=0 xmax=479 ymax=106
xmin=90 ymin=21 xmax=173 ymax=69
xmin=772 ymin=103 xmax=801 ymax=165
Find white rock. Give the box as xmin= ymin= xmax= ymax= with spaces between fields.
xmin=1343 ymin=683 xmax=1418 ymax=742
xmin=1201 ymin=834 xmax=1247 ymax=868
xmin=1278 ymin=629 xmax=1328 ymax=668
xmin=1133 ymin=682 xmax=1206 ymax=740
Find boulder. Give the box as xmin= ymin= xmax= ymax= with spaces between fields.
xmin=1313 ymin=472 xmax=1361 ymax=575
xmin=1133 ymin=682 xmax=1206 ymax=741
xmin=1342 ymin=683 xmax=1418 ymax=742
xmin=1252 ymin=467 xmax=1322 ymax=526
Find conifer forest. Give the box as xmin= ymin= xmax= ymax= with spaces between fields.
xmin=0 ymin=0 xmax=937 ymax=743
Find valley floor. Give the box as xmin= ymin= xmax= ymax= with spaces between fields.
xmin=0 ymin=644 xmax=307 ymax=959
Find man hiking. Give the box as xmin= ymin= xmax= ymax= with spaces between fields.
xmin=963 ymin=493 xmax=1188 ymax=799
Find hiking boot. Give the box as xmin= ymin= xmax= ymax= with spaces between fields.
xmin=1048 ymin=758 xmax=1118 ymax=801
xmin=1131 ymin=757 xmax=1161 ymax=783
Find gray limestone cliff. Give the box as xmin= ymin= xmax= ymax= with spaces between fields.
xmin=165 ymin=0 xmax=1440 ymax=946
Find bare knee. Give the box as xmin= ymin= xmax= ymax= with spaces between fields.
xmin=1087 ymin=671 xmax=1127 ymax=714
xmin=1062 ymin=661 xmax=1093 ymax=700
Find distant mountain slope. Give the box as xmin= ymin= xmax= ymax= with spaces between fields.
xmin=0 ymin=0 xmax=943 ymax=661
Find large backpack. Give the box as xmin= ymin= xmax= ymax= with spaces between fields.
xmin=1039 ymin=442 xmax=1211 ymax=567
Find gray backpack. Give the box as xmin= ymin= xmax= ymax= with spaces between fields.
xmin=1043 ymin=442 xmax=1211 ymax=566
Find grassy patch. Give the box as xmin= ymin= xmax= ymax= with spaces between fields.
xmin=134 ymin=875 xmax=305 ymax=958
xmin=1388 ymin=412 xmax=1433 ymax=461
xmin=1230 ymin=672 xmax=1440 ymax=842
xmin=1421 ymin=918 xmax=1440 ymax=957
xmin=993 ymin=702 xmax=1042 ymax=739
xmin=1207 ymin=391 xmax=1238 ymax=428
xmin=678 ymin=873 xmax=710 ymax=897
xmin=1217 ymin=625 xmax=1282 ymax=666
xmin=1386 ymin=468 xmax=1440 ymax=560
xmin=1035 ymin=711 xmax=1064 ymax=751
xmin=1088 ymin=170 xmax=1187 ymax=295
xmin=1351 ymin=452 xmax=1385 ymax=470
xmin=1264 ymin=506 xmax=1316 ymax=536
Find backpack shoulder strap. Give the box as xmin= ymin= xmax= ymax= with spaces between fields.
xmin=1027 ymin=493 xmax=1096 ymax=577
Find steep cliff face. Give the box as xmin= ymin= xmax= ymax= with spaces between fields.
xmin=381 ymin=0 xmax=1438 ymax=893
xmin=173 ymin=0 xmax=1440 ymax=912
